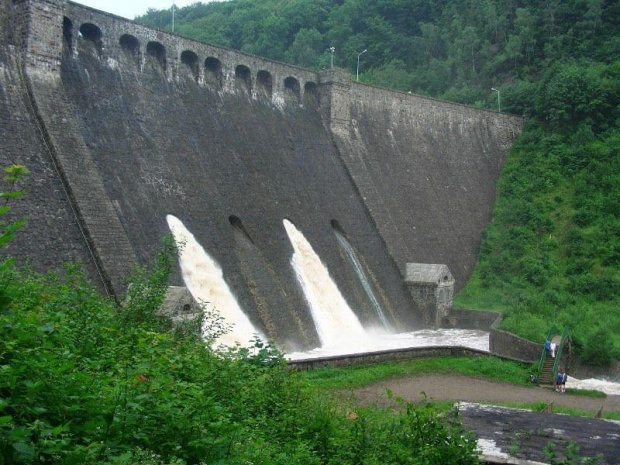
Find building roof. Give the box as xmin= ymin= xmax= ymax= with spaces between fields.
xmin=405 ymin=263 xmax=453 ymax=284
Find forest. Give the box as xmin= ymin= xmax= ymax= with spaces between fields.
xmin=139 ymin=0 xmax=620 ymax=363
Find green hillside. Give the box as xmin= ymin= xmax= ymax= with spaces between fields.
xmin=139 ymin=0 xmax=620 ymax=363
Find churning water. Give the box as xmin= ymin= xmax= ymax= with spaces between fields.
xmin=166 ymin=215 xmax=263 ymax=348
xmin=566 ymin=376 xmax=620 ymax=396
xmin=283 ymin=219 xmax=490 ymax=359
xmin=283 ymin=219 xmax=367 ymax=349
xmin=285 ymin=328 xmax=490 ymax=360
xmin=333 ymin=229 xmax=392 ymax=330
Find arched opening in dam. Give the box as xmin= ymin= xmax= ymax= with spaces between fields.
xmin=181 ymin=50 xmax=200 ymax=83
xmin=146 ymin=41 xmax=166 ymax=71
xmin=235 ymin=65 xmax=252 ymax=95
xmin=119 ymin=34 xmax=140 ymax=67
xmin=204 ymin=57 xmax=222 ymax=90
xmin=304 ymin=81 xmax=318 ymax=107
xmin=78 ymin=22 xmax=102 ymax=57
xmin=256 ymin=70 xmax=273 ymax=102
xmin=284 ymin=76 xmax=301 ymax=104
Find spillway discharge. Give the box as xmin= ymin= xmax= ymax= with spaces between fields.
xmin=283 ymin=219 xmax=366 ymax=348
xmin=333 ymin=229 xmax=393 ymax=331
xmin=166 ymin=215 xmax=263 ymax=348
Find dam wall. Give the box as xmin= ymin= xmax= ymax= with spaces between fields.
xmin=323 ymin=71 xmax=523 ymax=290
xmin=0 ymin=0 xmax=522 ymax=349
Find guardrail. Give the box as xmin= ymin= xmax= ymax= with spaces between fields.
xmin=536 ymin=326 xmax=570 ymax=384
xmin=551 ymin=327 xmax=571 ymax=380
xmin=537 ymin=326 xmax=559 ymax=375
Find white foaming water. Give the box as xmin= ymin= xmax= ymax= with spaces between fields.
xmin=334 ymin=229 xmax=392 ymax=330
xmin=566 ymin=376 xmax=620 ymax=396
xmin=286 ymin=328 xmax=490 ymax=360
xmin=283 ymin=219 xmax=367 ymax=349
xmin=167 ymin=215 xmax=263 ymax=348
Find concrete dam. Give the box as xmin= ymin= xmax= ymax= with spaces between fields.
xmin=0 ymin=0 xmax=522 ymax=351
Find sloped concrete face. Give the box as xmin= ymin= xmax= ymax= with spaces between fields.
xmin=52 ymin=5 xmax=419 ymax=349
xmin=327 ymin=79 xmax=522 ymax=291
xmin=0 ymin=44 xmax=99 ymax=283
xmin=1 ymin=0 xmax=522 ymax=349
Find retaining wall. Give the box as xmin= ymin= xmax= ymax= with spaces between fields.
xmin=289 ymin=346 xmax=495 ymax=370
xmin=443 ymin=308 xmax=500 ymax=330
xmin=489 ymin=315 xmax=542 ymax=363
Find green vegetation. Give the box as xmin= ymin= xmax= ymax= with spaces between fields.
xmin=0 ymin=169 xmax=479 ymax=463
xmin=140 ymin=0 xmax=620 ymax=363
xmin=564 ymin=388 xmax=606 ymax=399
xmin=0 ymin=255 xmax=480 ymax=464
xmin=302 ymin=356 xmax=532 ymax=390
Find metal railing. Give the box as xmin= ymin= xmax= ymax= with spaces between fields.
xmin=536 ymin=326 xmax=571 ymax=384
xmin=537 ymin=326 xmax=559 ymax=375
xmin=551 ymin=327 xmax=571 ymax=380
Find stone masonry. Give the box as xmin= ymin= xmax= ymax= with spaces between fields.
xmin=0 ymin=0 xmax=523 ymax=347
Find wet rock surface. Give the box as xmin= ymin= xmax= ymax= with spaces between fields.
xmin=351 ymin=374 xmax=620 ymax=464
xmin=459 ymin=403 xmax=620 ymax=464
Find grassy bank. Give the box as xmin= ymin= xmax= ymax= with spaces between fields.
xmin=301 ymin=356 xmax=532 ymax=390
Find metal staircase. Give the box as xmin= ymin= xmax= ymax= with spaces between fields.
xmin=536 ymin=327 xmax=571 ymax=386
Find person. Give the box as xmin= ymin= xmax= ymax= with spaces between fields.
xmin=555 ymin=371 xmax=563 ymax=392
xmin=560 ymin=370 xmax=567 ymax=393
xmin=545 ymin=339 xmax=551 ymax=352
xmin=550 ymin=341 xmax=556 ymax=358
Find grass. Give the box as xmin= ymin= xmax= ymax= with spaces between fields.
xmin=301 ymin=356 xmax=533 ymax=390
xmin=453 ymin=275 xmax=514 ymax=313
xmin=301 ymin=357 xmax=615 ymax=421
xmin=565 ymin=388 xmax=607 ymax=398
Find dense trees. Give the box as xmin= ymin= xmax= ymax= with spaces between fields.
xmin=139 ymin=0 xmax=619 ymax=105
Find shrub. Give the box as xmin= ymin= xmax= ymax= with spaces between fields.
xmin=579 ymin=327 xmax=618 ymax=366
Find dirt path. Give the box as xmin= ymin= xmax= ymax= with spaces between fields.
xmin=348 ymin=374 xmax=620 ymax=413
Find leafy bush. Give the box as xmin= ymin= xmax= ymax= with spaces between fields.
xmin=579 ymin=327 xmax=618 ymax=367
xmin=0 ymin=254 xmax=482 ymax=463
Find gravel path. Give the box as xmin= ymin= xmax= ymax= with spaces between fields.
xmin=349 ymin=374 xmax=620 ymax=413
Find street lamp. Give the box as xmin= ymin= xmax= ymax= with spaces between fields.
xmin=329 ymin=47 xmax=335 ymax=68
xmin=172 ymin=1 xmax=175 ymax=33
xmin=356 ymin=49 xmax=367 ymax=81
xmin=491 ymin=87 xmax=500 ymax=113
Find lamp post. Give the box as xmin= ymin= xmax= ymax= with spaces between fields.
xmin=172 ymin=1 xmax=175 ymax=33
xmin=329 ymin=47 xmax=335 ymax=68
xmin=356 ymin=49 xmax=367 ymax=81
xmin=491 ymin=87 xmax=500 ymax=113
